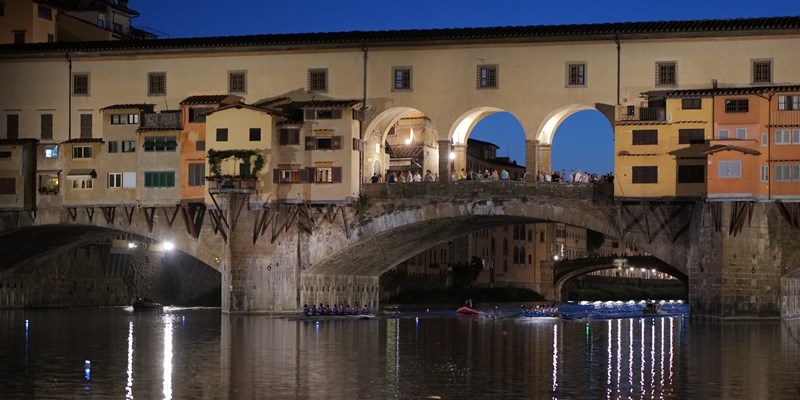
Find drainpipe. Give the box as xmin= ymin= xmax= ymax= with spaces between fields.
xmin=65 ymin=52 xmax=72 ymax=140
xmin=359 ymin=44 xmax=368 ymax=195
xmin=615 ymin=34 xmax=621 ymax=106
xmin=757 ymin=91 xmax=774 ymax=200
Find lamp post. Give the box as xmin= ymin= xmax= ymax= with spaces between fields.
xmin=449 ymin=150 xmax=455 ymax=181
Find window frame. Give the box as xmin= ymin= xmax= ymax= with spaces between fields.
xmin=476 ymin=64 xmax=499 ymax=89
xmin=249 ymin=128 xmax=261 ymax=142
xmin=778 ymin=95 xmax=800 ymax=111
xmin=79 ymin=114 xmax=92 ymax=138
xmin=188 ymin=163 xmax=205 ymax=187
xmin=677 ymin=165 xmax=705 ymax=184
xmin=147 ymin=72 xmax=167 ymax=96
xmin=108 ymin=140 xmax=118 ymax=153
xmin=108 ymin=172 xmax=122 ymax=188
xmin=751 ymin=59 xmax=772 ymax=84
xmin=392 ymin=66 xmax=412 ymax=91
xmin=279 ymin=128 xmax=300 ymax=145
xmin=121 ymin=140 xmax=136 ymax=153
xmin=216 ymin=128 xmax=228 ymax=142
xmin=72 ymin=73 xmax=89 ymax=96
xmin=724 ymin=99 xmax=749 ymax=113
xmin=43 ymin=144 xmax=58 ymax=159
xmin=655 ymin=61 xmax=677 ymax=87
xmin=678 ymin=128 xmax=704 ymax=144
xmin=142 ymin=136 xmax=177 ymax=152
xmin=308 ymin=68 xmax=328 ymax=92
xmin=40 ymin=113 xmax=53 ymax=140
xmin=5 ymin=114 xmax=18 ymax=139
xmin=565 ymin=62 xmax=586 ymax=87
xmin=681 ymin=98 xmax=702 ymax=110
xmin=228 ymin=70 xmax=247 ymax=94
xmin=143 ymin=171 xmax=176 ymax=188
xmin=718 ymin=160 xmax=742 ymax=179
xmin=72 ymin=145 xmax=93 ymax=159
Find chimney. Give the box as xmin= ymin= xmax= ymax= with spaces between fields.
xmin=712 ymin=79 xmax=718 ymax=89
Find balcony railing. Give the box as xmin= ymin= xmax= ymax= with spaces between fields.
xmin=207 ymin=177 xmax=257 ymax=194
xmin=617 ymin=106 xmax=666 ymax=122
xmin=770 ymin=110 xmax=800 ymax=127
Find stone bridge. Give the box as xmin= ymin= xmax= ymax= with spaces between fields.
xmin=2 ymin=180 xmax=798 ymax=319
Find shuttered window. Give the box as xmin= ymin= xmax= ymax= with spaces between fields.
xmin=632 ymin=166 xmax=658 ymax=183
xmin=632 ymin=130 xmax=658 ymax=145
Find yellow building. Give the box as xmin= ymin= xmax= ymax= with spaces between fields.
xmin=615 ymin=94 xmax=714 ymax=199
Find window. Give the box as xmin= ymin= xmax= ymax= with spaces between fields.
xmin=678 ymin=165 xmax=705 ymax=183
xmin=305 ymin=135 xmax=342 ymax=150
xmin=718 ymin=129 xmax=730 ymax=140
xmin=762 ymin=133 xmax=768 ymax=146
xmin=313 ymin=167 xmax=342 ymax=183
xmin=229 ymin=71 xmax=246 ymax=93
xmin=216 ymin=128 xmax=228 ymax=142
xmin=0 ymin=177 xmax=15 ymax=195
xmin=778 ymin=95 xmax=800 ymax=111
xmin=147 ymin=72 xmax=166 ymax=96
xmin=44 ymin=145 xmax=58 ymax=158
xmin=47 ymin=34 xmax=54 ymax=43
xmin=71 ymin=177 xmax=93 ymax=189
xmin=735 ymin=128 xmax=747 ymax=140
xmin=632 ymin=166 xmax=658 ymax=183
xmin=718 ymin=160 xmax=742 ymax=178
xmin=476 ymin=64 xmax=498 ymax=89
xmin=142 ymin=136 xmax=177 ymax=152
xmin=761 ymin=165 xmax=769 ymax=182
xmin=655 ymin=61 xmax=677 ymax=86
xmin=122 ymin=140 xmax=136 ymax=153
xmin=144 ymin=171 xmax=175 ymax=188
xmin=108 ymin=172 xmax=122 ymax=188
xmin=128 ymin=114 xmax=139 ymax=124
xmin=308 ymin=68 xmax=328 ymax=92
xmin=6 ymin=114 xmax=18 ymax=139
xmin=97 ymin=17 xmax=104 ymax=28
xmin=188 ymin=163 xmax=205 ymax=187
xmin=304 ymin=108 xmax=342 ymax=120
xmin=279 ymin=128 xmax=300 ymax=145
xmin=0 ymin=150 xmax=11 ymax=159
xmin=566 ymin=63 xmax=586 ymax=86
xmin=37 ymin=5 xmax=52 ymax=20
xmin=678 ymin=129 xmax=704 ymax=144
xmin=774 ymin=130 xmax=799 ymax=144
xmin=392 ymin=67 xmax=411 ymax=91
xmin=112 ymin=22 xmax=121 ymax=33
xmin=249 ymin=128 xmax=261 ymax=141
xmin=0 ymin=1 xmax=4 ymax=17
xmin=72 ymin=146 xmax=92 ymax=159
xmin=195 ymin=140 xmax=205 ymax=151
xmin=189 ymin=107 xmax=212 ymax=123
xmin=632 ymin=129 xmax=658 ymax=145
xmin=39 ymin=174 xmax=58 ymax=193
xmin=751 ymin=59 xmax=772 ymax=84
xmin=111 ymin=114 xmax=125 ymax=125
xmin=73 ymin=73 xmax=89 ymax=95
xmin=13 ymin=31 xmax=25 ymax=44
xmin=724 ymin=99 xmax=749 ymax=113
xmin=682 ymin=98 xmax=702 ymax=109
xmin=774 ymin=165 xmax=796 ymax=182
xmin=80 ymin=114 xmax=92 ymax=138
xmin=274 ymin=169 xmax=305 ymax=184
xmin=108 ymin=141 xmax=118 ymax=153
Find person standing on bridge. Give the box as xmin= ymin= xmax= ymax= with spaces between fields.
xmin=500 ymin=169 xmax=509 ymax=181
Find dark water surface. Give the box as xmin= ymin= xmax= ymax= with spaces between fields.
xmin=2 ymin=305 xmax=799 ymax=399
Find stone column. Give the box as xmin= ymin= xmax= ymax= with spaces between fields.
xmin=526 ymin=139 xmax=538 ymax=182
xmin=453 ymin=143 xmax=466 ymax=177
xmin=222 ymin=194 xmax=300 ymax=313
xmin=539 ymin=260 xmax=556 ymax=301
xmin=437 ymin=140 xmax=451 ymax=182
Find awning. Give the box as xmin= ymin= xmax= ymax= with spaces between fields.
xmin=66 ymin=169 xmax=96 ymax=179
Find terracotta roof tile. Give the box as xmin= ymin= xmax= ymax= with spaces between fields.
xmin=0 ymin=138 xmax=38 ymax=145
xmin=63 ymin=138 xmax=104 ymax=144
xmin=4 ymin=16 xmax=796 ymax=55
xmin=702 ymin=145 xmax=761 ymax=156
xmin=100 ymin=103 xmax=156 ymax=111
xmin=303 ymin=100 xmax=362 ymax=108
xmin=179 ymin=95 xmax=242 ymax=105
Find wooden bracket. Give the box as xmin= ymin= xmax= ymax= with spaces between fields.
xmin=100 ymin=206 xmax=115 ymax=224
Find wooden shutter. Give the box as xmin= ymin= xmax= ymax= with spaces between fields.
xmin=304 ymin=136 xmax=316 ymax=150
xmin=332 ymin=167 xmax=342 ymax=183
xmin=300 ymin=168 xmax=311 ymax=183
xmin=304 ymin=109 xmax=314 ymax=121
xmin=273 ymin=169 xmax=280 ymax=184
xmin=331 ymin=136 xmax=341 ymax=150
xmin=332 ymin=109 xmax=342 ymax=119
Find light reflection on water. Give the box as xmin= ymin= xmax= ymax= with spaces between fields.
xmin=1 ymin=307 xmax=800 ymax=399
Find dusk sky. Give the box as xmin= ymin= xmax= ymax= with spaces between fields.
xmin=135 ymin=0 xmax=799 ymax=174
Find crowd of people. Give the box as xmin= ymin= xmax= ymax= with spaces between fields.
xmin=302 ymin=303 xmax=370 ymax=316
xmin=369 ymin=168 xmax=614 ymax=184
xmin=538 ymin=169 xmax=614 ymax=184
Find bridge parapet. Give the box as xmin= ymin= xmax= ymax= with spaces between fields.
xmin=362 ymin=181 xmax=613 ymax=203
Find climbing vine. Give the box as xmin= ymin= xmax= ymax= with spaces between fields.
xmin=207 ymin=149 xmax=265 ymax=178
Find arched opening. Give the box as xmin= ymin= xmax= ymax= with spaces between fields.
xmin=534 ymin=105 xmax=613 ymax=179
xmin=363 ymin=107 xmax=440 ymax=183
xmin=452 ymin=109 xmax=527 ymax=181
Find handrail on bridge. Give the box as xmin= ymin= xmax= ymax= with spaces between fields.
xmin=361 ymin=181 xmax=614 ymax=202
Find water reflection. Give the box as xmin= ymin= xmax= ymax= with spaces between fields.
xmin=2 ymin=308 xmax=800 ymax=399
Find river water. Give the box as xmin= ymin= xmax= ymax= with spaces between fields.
xmin=2 ymin=303 xmax=799 ymax=399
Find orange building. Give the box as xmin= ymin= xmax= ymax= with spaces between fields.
xmin=704 ymin=86 xmax=800 ymax=201
xmin=178 ymin=95 xmax=241 ymax=202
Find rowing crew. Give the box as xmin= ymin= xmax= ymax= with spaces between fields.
xmin=520 ymin=304 xmax=560 ymax=317
xmin=303 ymin=303 xmax=370 ymax=316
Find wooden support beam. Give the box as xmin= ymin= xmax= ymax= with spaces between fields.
xmin=66 ymin=207 xmax=78 ymax=221
xmin=142 ymin=207 xmax=156 ymax=233
xmin=180 ymin=203 xmax=206 ymax=239
xmin=163 ymin=205 xmax=180 ymax=228
xmin=100 ymin=206 xmax=115 ymax=224
xmin=208 ymin=209 xmax=227 ymax=242
xmin=85 ymin=207 xmax=95 ymax=222
xmin=124 ymin=206 xmax=136 ymax=225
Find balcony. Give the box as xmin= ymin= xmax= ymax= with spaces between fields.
xmin=770 ymin=110 xmax=800 ymax=127
xmin=617 ymin=106 xmax=666 ymax=122
xmin=207 ymin=176 xmax=257 ymax=194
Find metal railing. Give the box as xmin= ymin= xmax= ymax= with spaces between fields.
xmin=617 ymin=106 xmax=666 ymax=122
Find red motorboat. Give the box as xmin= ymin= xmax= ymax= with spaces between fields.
xmin=132 ymin=297 xmax=164 ymax=310
xmin=456 ymin=306 xmax=481 ymax=315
